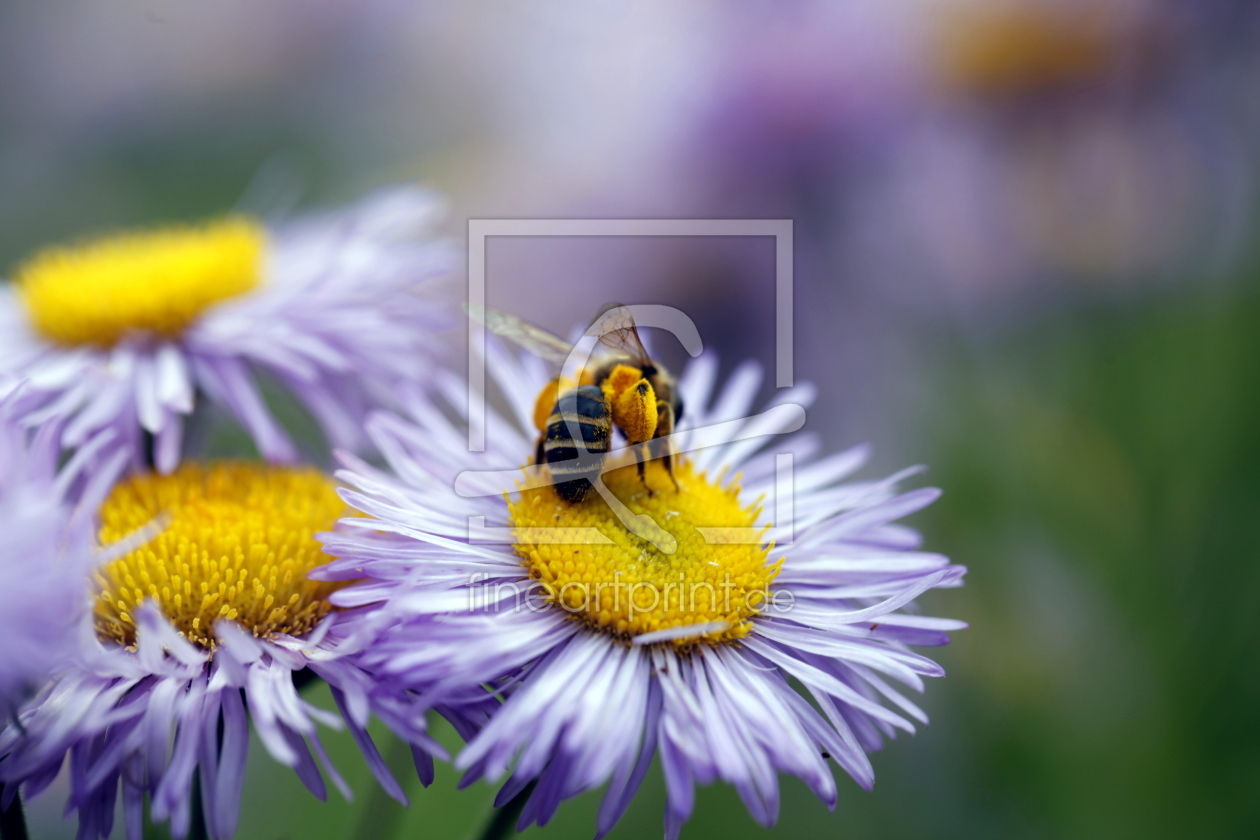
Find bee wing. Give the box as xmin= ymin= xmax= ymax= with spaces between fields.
xmin=465 ymin=304 xmax=573 ymax=364
xmin=585 ymin=303 xmax=652 ymax=368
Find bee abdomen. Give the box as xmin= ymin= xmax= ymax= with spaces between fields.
xmin=543 ymin=385 xmax=610 ymax=502
xmin=545 ymin=387 xmax=611 ymax=451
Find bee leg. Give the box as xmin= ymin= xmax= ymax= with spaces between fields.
xmin=534 ymin=434 xmax=546 ymax=467
xmin=655 ymin=401 xmax=680 ymax=493
xmin=602 ymin=368 xmax=659 ymax=495
xmin=651 ymin=436 xmax=679 ymax=492
xmin=634 ymin=445 xmax=654 ymax=496
xmin=631 ymin=386 xmax=658 ymax=495
xmin=604 ymin=370 xmax=658 ymax=443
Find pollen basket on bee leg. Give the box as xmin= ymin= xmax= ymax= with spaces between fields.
xmin=601 ymin=364 xmax=658 ymax=443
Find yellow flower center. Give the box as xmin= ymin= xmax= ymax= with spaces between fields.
xmin=934 ymin=3 xmax=1112 ymax=97
xmin=14 ymin=217 xmax=265 ymax=348
xmin=509 ymin=459 xmax=781 ymax=648
xmin=94 ymin=462 xmax=345 ymax=650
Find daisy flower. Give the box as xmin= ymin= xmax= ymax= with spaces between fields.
xmin=0 ymin=460 xmax=479 ymax=840
xmin=322 ymin=341 xmax=968 ymax=837
xmin=0 ymin=185 xmax=453 ymax=474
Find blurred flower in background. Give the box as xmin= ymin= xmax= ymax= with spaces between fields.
xmin=877 ymin=0 xmax=1250 ymax=294
xmin=0 ymin=398 xmax=124 ymax=722
xmin=0 ymin=186 xmax=453 ymax=473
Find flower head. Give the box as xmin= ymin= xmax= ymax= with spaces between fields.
xmin=15 ymin=217 xmax=265 ymax=348
xmin=323 ymin=342 xmax=967 ymax=837
xmin=94 ymin=462 xmax=345 ymax=649
xmin=0 ymin=186 xmax=453 ymax=474
xmin=0 ymin=460 xmax=461 ymax=840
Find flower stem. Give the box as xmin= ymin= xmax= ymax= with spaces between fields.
xmin=291 ymin=667 xmax=322 ymax=692
xmin=477 ymin=781 xmax=536 ymax=840
xmin=189 ymin=768 xmax=208 ymax=840
xmin=354 ymin=737 xmax=415 ymax=840
xmin=0 ymin=784 xmax=29 ymax=840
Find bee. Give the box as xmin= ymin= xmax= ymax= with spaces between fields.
xmin=470 ymin=304 xmax=684 ymax=503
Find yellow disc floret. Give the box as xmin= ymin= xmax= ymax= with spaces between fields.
xmin=15 ymin=217 xmax=265 ymax=347
xmin=95 ymin=462 xmax=345 ymax=650
xmin=509 ymin=459 xmax=781 ymax=648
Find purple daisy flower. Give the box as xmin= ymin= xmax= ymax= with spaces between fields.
xmin=0 ymin=461 xmax=483 ymax=840
xmin=0 ymin=185 xmax=454 ymax=474
xmin=321 ymin=340 xmax=967 ymax=837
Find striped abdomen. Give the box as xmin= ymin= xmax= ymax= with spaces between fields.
xmin=542 ymin=385 xmax=610 ymax=503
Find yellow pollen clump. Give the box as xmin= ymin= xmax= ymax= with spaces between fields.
xmin=94 ymin=462 xmax=346 ymax=651
xmin=510 ymin=459 xmax=781 ymax=648
xmin=14 ymin=217 xmax=265 ymax=347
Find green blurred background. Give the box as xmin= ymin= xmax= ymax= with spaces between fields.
xmin=3 ymin=1 xmax=1257 ymax=838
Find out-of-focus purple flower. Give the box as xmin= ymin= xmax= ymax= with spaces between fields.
xmin=321 ymin=342 xmax=967 ymax=837
xmin=0 ymin=396 xmax=123 ymax=719
xmin=0 ymin=185 xmax=454 ymax=474
xmin=669 ymin=0 xmax=1252 ymax=305
xmin=0 ymin=461 xmax=484 ymax=840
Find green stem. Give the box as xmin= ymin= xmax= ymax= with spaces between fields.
xmin=477 ymin=782 xmax=536 ymax=840
xmin=351 ymin=737 xmax=415 ymax=840
xmin=291 ymin=667 xmax=322 ymax=692
xmin=189 ymin=769 xmax=207 ymax=840
xmin=0 ymin=783 xmax=29 ymax=840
